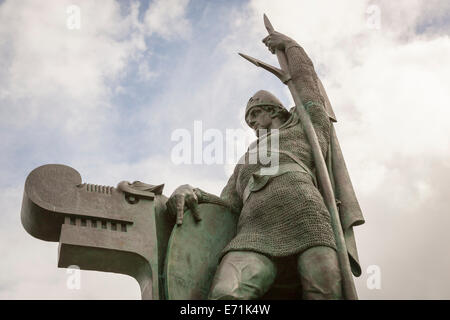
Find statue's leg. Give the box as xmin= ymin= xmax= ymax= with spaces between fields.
xmin=296 ymin=246 xmax=342 ymax=300
xmin=208 ymin=251 xmax=277 ymax=300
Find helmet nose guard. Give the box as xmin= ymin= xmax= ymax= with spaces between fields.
xmin=245 ymin=90 xmax=285 ymax=126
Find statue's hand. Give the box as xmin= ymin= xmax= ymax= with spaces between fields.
xmin=167 ymin=184 xmax=201 ymax=225
xmin=262 ymin=31 xmax=297 ymax=54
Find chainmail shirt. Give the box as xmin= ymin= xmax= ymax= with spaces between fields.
xmin=203 ymin=43 xmax=337 ymax=258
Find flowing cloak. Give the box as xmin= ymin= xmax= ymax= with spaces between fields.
xmin=321 ymin=79 xmax=365 ymax=277
xmin=284 ymin=42 xmax=365 ymax=276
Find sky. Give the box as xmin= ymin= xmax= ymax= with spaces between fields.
xmin=0 ymin=0 xmax=449 ymax=299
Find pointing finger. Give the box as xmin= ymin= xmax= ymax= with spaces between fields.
xmin=187 ymin=197 xmax=201 ymax=222
xmin=166 ymin=198 xmax=174 ymax=217
xmin=167 ymin=198 xmax=177 ymax=219
xmin=176 ymin=195 xmax=185 ymax=225
xmin=185 ymin=192 xmax=201 ymax=222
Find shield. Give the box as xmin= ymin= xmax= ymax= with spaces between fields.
xmin=164 ymin=203 xmax=238 ymax=299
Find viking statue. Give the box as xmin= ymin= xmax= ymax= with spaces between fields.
xmin=21 ymin=16 xmax=364 ymax=300
xmin=166 ymin=22 xmax=364 ymax=300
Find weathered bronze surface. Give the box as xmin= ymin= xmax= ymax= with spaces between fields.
xmin=165 ymin=16 xmax=364 ymax=300
xmin=20 ymin=15 xmax=364 ymax=300
xmin=21 ymin=164 xmax=171 ymax=299
xmin=164 ymin=204 xmax=238 ymax=299
xmin=242 ymin=15 xmax=362 ymax=299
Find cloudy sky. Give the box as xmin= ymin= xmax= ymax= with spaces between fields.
xmin=0 ymin=0 xmax=449 ymax=299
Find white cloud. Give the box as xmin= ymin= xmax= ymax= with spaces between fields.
xmin=0 ymin=0 xmax=192 ymax=135
xmin=0 ymin=1 xmax=134 ymax=132
xmin=144 ymin=0 xmax=192 ymax=40
xmin=137 ymin=60 xmax=159 ymax=81
xmin=2 ymin=0 xmax=450 ymax=300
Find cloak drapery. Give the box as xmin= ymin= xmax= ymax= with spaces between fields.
xmin=321 ymin=79 xmax=365 ymax=277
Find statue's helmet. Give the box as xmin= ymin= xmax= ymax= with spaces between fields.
xmin=245 ymin=90 xmax=285 ymax=126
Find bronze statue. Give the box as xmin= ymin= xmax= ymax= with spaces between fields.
xmin=20 ymin=15 xmax=364 ymax=300
xmin=166 ymin=16 xmax=364 ymax=300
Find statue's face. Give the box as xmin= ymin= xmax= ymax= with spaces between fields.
xmin=246 ymin=106 xmax=273 ymax=136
